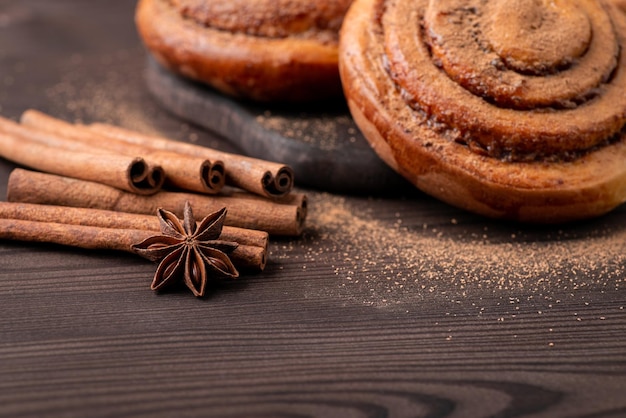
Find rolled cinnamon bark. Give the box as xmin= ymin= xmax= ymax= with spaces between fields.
xmin=0 ymin=202 xmax=268 ymax=271
xmin=18 ymin=110 xmax=225 ymax=195
xmin=0 ymin=218 xmax=153 ymax=252
xmin=0 ymin=128 xmax=164 ymax=195
xmin=229 ymin=244 xmax=267 ymax=272
xmin=224 ymin=189 xmax=308 ymax=220
xmin=339 ymin=0 xmax=626 ymax=222
xmin=0 ymin=115 xmax=115 ymax=155
xmin=86 ymin=122 xmax=295 ymax=199
xmin=0 ymin=201 xmax=269 ymax=249
xmin=7 ymin=169 xmax=305 ymax=236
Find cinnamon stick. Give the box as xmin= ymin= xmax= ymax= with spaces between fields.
xmin=0 ymin=218 xmax=152 ymax=252
xmin=0 ymin=115 xmax=119 ymax=155
xmin=7 ymin=168 xmax=305 ymax=236
xmin=18 ymin=110 xmax=225 ymax=194
xmin=0 ymin=129 xmax=164 ymax=195
xmin=0 ymin=206 xmax=266 ymax=271
xmin=229 ymin=244 xmax=266 ymax=272
xmin=225 ymin=189 xmax=308 ymax=221
xmin=86 ymin=121 xmax=295 ymax=198
xmin=0 ymin=201 xmax=269 ymax=249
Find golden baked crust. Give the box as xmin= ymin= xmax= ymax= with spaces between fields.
xmin=136 ymin=0 xmax=350 ymax=102
xmin=339 ymin=0 xmax=626 ymax=223
xmin=611 ymin=0 xmax=626 ymax=13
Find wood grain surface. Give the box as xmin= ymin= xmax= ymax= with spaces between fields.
xmin=0 ymin=1 xmax=625 ymax=417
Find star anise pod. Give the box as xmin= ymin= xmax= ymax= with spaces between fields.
xmin=132 ymin=202 xmax=239 ymax=297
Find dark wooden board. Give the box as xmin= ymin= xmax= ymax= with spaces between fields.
xmin=0 ymin=1 xmax=625 ymax=417
xmin=145 ymin=58 xmax=411 ymax=194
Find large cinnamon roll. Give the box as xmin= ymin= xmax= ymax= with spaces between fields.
xmin=135 ymin=0 xmax=351 ymax=102
xmin=340 ymin=0 xmax=626 ymax=222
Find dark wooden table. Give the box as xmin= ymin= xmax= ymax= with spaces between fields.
xmin=1 ymin=1 xmax=625 ymax=417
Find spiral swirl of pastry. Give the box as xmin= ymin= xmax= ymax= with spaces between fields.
xmin=171 ymin=0 xmax=349 ymax=40
xmin=136 ymin=0 xmax=351 ymax=102
xmin=387 ymin=0 xmax=625 ymax=159
xmin=340 ymin=0 xmax=626 ymax=222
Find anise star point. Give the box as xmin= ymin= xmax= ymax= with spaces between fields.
xmin=132 ymin=201 xmax=239 ymax=297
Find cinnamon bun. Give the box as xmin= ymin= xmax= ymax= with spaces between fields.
xmin=339 ymin=0 xmax=626 ymax=222
xmin=135 ymin=0 xmax=351 ymax=102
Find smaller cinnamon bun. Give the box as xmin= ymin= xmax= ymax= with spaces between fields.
xmin=135 ymin=0 xmax=351 ymax=102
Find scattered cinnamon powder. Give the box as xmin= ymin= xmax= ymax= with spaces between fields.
xmin=42 ymin=48 xmax=228 ymax=150
xmin=274 ymin=192 xmax=626 ymax=315
xmin=43 ymin=50 xmax=154 ymax=130
xmin=255 ymin=111 xmax=358 ymax=151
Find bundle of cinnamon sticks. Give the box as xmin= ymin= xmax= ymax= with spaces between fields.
xmin=0 ymin=110 xmax=308 ymax=285
xmin=0 ymin=202 xmax=269 ymax=271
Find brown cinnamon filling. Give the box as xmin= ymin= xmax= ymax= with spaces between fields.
xmin=169 ymin=0 xmax=351 ymax=42
xmin=423 ymin=0 xmax=618 ymax=109
xmin=380 ymin=0 xmax=626 ymax=162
